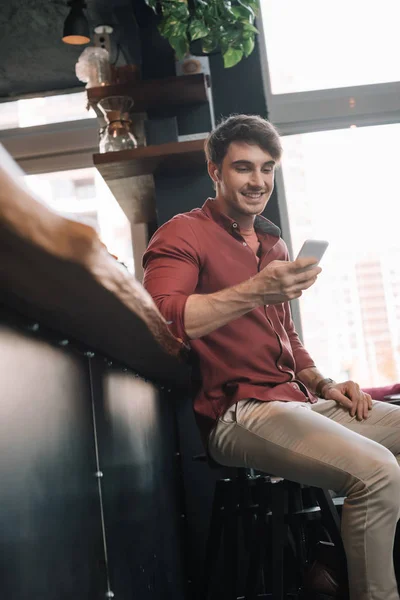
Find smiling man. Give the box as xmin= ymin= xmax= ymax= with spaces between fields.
xmin=143 ymin=115 xmax=400 ymax=600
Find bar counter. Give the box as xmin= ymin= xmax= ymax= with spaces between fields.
xmin=0 ymin=145 xmax=190 ymax=600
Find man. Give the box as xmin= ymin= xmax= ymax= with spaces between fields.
xmin=142 ymin=114 xmax=400 ymax=600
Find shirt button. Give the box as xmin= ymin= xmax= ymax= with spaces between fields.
xmin=292 ymin=383 xmax=299 ymax=390
xmin=243 ymin=242 xmax=247 ymax=246
xmin=232 ymin=223 xmax=238 ymax=229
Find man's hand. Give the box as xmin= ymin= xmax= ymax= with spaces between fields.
xmin=322 ymin=381 xmax=373 ymax=420
xmin=254 ymin=257 xmax=322 ymax=306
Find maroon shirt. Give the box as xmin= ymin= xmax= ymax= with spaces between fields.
xmin=143 ymin=198 xmax=318 ymax=444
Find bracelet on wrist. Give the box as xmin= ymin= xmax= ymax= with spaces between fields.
xmin=315 ymin=377 xmax=335 ymax=398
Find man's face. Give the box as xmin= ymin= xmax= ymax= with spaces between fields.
xmin=209 ymin=141 xmax=276 ymax=221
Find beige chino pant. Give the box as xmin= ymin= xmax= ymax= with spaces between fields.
xmin=208 ymin=398 xmax=400 ymax=600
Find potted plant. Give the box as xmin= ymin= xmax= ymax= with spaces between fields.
xmin=144 ymin=0 xmax=260 ymax=68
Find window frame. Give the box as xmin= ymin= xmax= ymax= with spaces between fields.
xmin=257 ymin=10 xmax=400 ymax=340
xmin=0 ymin=118 xmax=99 ymax=174
xmin=257 ymin=9 xmax=400 ymax=137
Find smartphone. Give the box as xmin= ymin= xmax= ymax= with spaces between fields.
xmin=296 ymin=239 xmax=329 ymax=268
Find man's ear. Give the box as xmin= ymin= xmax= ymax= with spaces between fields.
xmin=207 ymin=161 xmax=220 ymax=184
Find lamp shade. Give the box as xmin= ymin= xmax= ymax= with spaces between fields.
xmin=62 ymin=3 xmax=90 ymax=45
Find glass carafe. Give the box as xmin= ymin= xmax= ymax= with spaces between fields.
xmin=98 ymin=96 xmax=138 ymax=153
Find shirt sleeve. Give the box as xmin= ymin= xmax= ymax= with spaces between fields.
xmin=282 ymin=301 xmax=316 ymax=372
xmin=142 ymin=217 xmax=201 ymax=344
xmin=280 ymin=244 xmax=316 ymax=372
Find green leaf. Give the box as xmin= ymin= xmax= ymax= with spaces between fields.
xmin=188 ymin=18 xmax=209 ymax=41
xmin=223 ymin=47 xmax=244 ymax=68
xmin=236 ymin=0 xmax=256 ymax=19
xmin=168 ymin=35 xmax=190 ymax=59
xmin=202 ymin=36 xmax=218 ymax=54
xmin=241 ymin=0 xmax=260 ymax=14
xmin=162 ymin=1 xmax=190 ymax=20
xmin=222 ymin=1 xmax=236 ymax=17
xmin=230 ymin=5 xmax=254 ymax=22
xmin=159 ymin=19 xmax=179 ymax=35
xmin=166 ymin=16 xmax=188 ymax=35
xmin=242 ymin=35 xmax=255 ymax=57
xmin=242 ymin=22 xmax=259 ymax=34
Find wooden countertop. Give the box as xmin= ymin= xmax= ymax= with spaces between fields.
xmin=0 ymin=145 xmax=190 ymax=387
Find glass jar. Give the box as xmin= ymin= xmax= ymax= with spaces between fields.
xmin=98 ymin=97 xmax=138 ymax=153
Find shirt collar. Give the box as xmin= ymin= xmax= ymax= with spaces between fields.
xmin=201 ymin=198 xmax=281 ymax=238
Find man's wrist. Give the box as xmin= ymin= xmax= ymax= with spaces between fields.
xmin=250 ymin=273 xmax=269 ymax=307
xmin=315 ymin=377 xmax=336 ymax=398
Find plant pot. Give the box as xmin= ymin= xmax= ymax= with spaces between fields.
xmin=189 ymin=39 xmax=220 ymax=58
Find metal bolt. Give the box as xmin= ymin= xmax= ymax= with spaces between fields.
xmin=58 ymin=339 xmax=69 ymax=346
xmin=28 ymin=323 xmax=40 ymax=332
xmin=95 ymin=471 xmax=104 ymax=478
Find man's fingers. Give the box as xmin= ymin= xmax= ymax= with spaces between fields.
xmin=363 ymin=394 xmax=372 ymax=419
xmin=329 ymin=389 xmax=353 ymax=411
xmin=300 ymin=276 xmax=318 ymax=290
xmin=294 ymin=257 xmax=321 ymax=271
xmin=353 ymin=395 xmax=371 ymax=420
xmin=363 ymin=399 xmax=369 ymax=419
xmin=357 ymin=400 xmax=364 ymax=421
xmin=296 ymin=267 xmax=322 ymax=283
xmin=327 ymin=382 xmax=373 ymax=420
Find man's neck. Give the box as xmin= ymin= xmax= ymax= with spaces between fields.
xmin=213 ymin=196 xmax=256 ymax=230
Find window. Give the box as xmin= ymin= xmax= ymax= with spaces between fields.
xmin=0 ymin=91 xmax=134 ymax=274
xmin=259 ymin=1 xmax=400 ymax=135
xmin=25 ymin=169 xmax=134 ymax=274
xmin=0 ymin=92 xmax=95 ymax=130
xmin=260 ymin=0 xmax=400 ymax=95
xmin=259 ymin=5 xmax=400 ymax=386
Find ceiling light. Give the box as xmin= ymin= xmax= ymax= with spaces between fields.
xmin=62 ymin=0 xmax=90 ymax=45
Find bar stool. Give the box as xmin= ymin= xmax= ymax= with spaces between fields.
xmin=193 ymin=455 xmax=346 ymax=600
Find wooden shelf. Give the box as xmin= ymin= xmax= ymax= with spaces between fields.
xmin=93 ymin=139 xmax=207 ymax=180
xmin=87 ymin=74 xmax=209 ymax=115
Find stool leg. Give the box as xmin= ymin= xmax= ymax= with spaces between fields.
xmin=244 ymin=476 xmax=270 ymax=600
xmin=288 ymin=483 xmax=309 ymax=573
xmin=222 ymin=480 xmax=239 ymax=600
xmin=238 ymin=470 xmax=255 ymax=552
xmin=271 ymin=480 xmax=286 ymax=600
xmin=201 ymin=480 xmax=228 ymax=600
xmin=313 ymin=487 xmax=348 ymax=590
xmin=313 ymin=488 xmax=343 ymax=550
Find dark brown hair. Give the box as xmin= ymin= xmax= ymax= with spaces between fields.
xmin=205 ymin=114 xmax=283 ymax=167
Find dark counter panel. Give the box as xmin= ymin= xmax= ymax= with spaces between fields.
xmin=0 ymin=324 xmax=104 ymax=600
xmin=95 ymin=366 xmax=186 ymax=600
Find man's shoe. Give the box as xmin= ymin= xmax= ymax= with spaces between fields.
xmin=303 ymin=541 xmax=349 ymax=600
